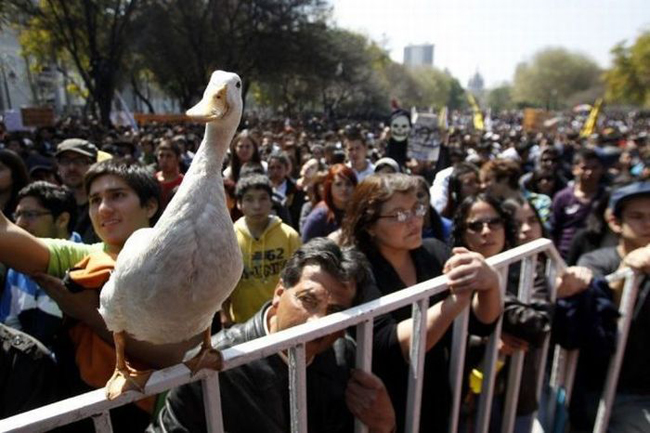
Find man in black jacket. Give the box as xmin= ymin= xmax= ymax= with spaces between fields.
xmin=149 ymin=238 xmax=396 ymax=433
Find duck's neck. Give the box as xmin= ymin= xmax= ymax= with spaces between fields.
xmin=189 ymin=123 xmax=234 ymax=176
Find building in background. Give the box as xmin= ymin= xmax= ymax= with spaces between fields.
xmin=467 ymin=70 xmax=485 ymax=96
xmin=403 ymin=44 xmax=434 ymax=68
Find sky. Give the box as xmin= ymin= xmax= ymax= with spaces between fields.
xmin=330 ymin=0 xmax=650 ymax=88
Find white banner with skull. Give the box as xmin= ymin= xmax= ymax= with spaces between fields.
xmin=407 ymin=110 xmax=442 ymax=162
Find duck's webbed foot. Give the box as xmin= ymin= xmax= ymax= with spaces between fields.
xmin=105 ymin=331 xmax=152 ymax=400
xmin=184 ymin=327 xmax=223 ymax=376
xmin=105 ymin=363 xmax=153 ymax=400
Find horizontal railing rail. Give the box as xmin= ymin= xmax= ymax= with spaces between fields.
xmin=0 ymin=238 xmax=639 ymax=433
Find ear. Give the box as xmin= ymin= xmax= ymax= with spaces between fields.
xmin=271 ymin=281 xmax=286 ymax=309
xmin=54 ymin=212 xmax=70 ymax=232
xmin=144 ymin=198 xmax=159 ymax=219
xmin=236 ymin=200 xmax=243 ymax=212
xmin=605 ymin=209 xmax=622 ymax=234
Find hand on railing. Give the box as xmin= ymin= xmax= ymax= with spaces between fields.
xmin=622 ymin=245 xmax=650 ymax=274
xmin=443 ymin=247 xmax=502 ymax=325
xmin=556 ymin=266 xmax=593 ymax=298
xmin=345 ymin=369 xmax=396 ymax=433
xmin=443 ymin=247 xmax=500 ymax=294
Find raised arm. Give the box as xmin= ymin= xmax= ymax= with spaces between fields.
xmin=0 ymin=211 xmax=50 ymax=274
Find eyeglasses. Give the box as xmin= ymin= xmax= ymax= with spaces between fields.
xmin=378 ymin=203 xmax=427 ymax=223
xmin=13 ymin=210 xmax=52 ymax=220
xmin=465 ymin=217 xmax=504 ymax=233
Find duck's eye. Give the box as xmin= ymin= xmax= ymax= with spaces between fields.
xmin=236 ymin=81 xmax=241 ymax=89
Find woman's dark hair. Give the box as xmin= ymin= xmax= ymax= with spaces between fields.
xmin=322 ymin=163 xmax=357 ymax=223
xmin=227 ymin=130 xmax=261 ymax=182
xmin=84 ymin=160 xmax=162 ymax=224
xmin=340 ymin=173 xmax=418 ymax=255
xmin=526 ymin=168 xmax=558 ymax=194
xmin=502 ymin=195 xmax=549 ymax=241
xmin=0 ymin=149 xmax=30 ymax=217
xmin=450 ymin=193 xmax=518 ymax=253
xmin=441 ymin=162 xmax=479 ymax=219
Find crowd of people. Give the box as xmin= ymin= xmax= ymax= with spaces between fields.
xmin=0 ymin=107 xmax=649 ymax=432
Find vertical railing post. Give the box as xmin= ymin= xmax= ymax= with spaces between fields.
xmin=289 ymin=343 xmax=308 ymax=433
xmin=501 ymin=255 xmax=537 ymax=433
xmin=533 ymin=254 xmax=560 ymax=429
xmin=91 ymin=411 xmax=113 ymax=433
xmin=404 ymin=297 xmax=430 ymax=433
xmin=593 ymin=270 xmax=640 ymax=433
xmin=448 ymin=307 xmax=470 ymax=433
xmin=355 ymin=320 xmax=374 ymax=433
xmin=475 ymin=265 xmax=508 ymax=433
xmin=202 ymin=373 xmax=225 ymax=433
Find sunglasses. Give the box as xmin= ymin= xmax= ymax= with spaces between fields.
xmin=465 ymin=217 xmax=504 ymax=233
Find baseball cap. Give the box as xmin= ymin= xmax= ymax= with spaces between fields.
xmin=55 ymin=138 xmax=98 ymax=160
xmin=609 ymin=181 xmax=650 ymax=217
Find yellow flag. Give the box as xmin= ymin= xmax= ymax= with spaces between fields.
xmin=438 ymin=106 xmax=448 ymax=130
xmin=580 ymin=98 xmax=603 ymax=138
xmin=467 ymin=93 xmax=484 ymax=131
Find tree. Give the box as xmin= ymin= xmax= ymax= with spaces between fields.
xmin=10 ymin=0 xmax=143 ymax=126
xmin=133 ymin=0 xmax=329 ymax=110
xmin=604 ymin=31 xmax=650 ymax=107
xmin=512 ymin=47 xmax=602 ymax=108
xmin=487 ymin=85 xmax=514 ymax=112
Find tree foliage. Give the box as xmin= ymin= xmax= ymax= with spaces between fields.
xmin=512 ymin=47 xmax=602 ymax=108
xmin=11 ymin=0 xmax=143 ymax=125
xmin=604 ymin=31 xmax=650 ymax=107
xmin=133 ymin=0 xmax=330 ymax=109
xmin=486 ymin=85 xmax=514 ymax=112
xmin=7 ymin=0 xmax=473 ymax=121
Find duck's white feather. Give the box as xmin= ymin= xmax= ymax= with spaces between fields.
xmin=99 ymin=71 xmax=244 ymax=345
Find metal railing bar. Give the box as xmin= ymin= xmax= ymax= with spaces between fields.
xmin=593 ymin=270 xmax=640 ymax=433
xmin=502 ymin=351 xmax=525 ymax=433
xmin=219 ymin=275 xmax=451 ymax=371
xmin=563 ymin=350 xmax=579 ymax=403
xmin=475 ymin=265 xmax=509 ymax=433
xmin=289 ymin=343 xmax=308 ymax=433
xmin=501 ymin=255 xmax=537 ymax=433
xmin=404 ymin=297 xmax=430 ymax=433
xmin=448 ymin=308 xmax=470 ymax=433
xmin=91 ymin=411 xmax=113 ymax=433
xmin=0 ymin=239 xmax=564 ymax=433
xmin=202 ymin=373 xmax=225 ymax=433
xmin=533 ymin=257 xmax=561 ymax=431
xmin=354 ymin=320 xmax=374 ymax=433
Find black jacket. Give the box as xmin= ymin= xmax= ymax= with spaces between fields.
xmin=148 ymin=305 xmax=356 ymax=433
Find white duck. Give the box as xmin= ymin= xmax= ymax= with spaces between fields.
xmin=99 ymin=70 xmax=244 ymax=399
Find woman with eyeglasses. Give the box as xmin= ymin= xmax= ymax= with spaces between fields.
xmin=341 ymin=173 xmax=502 ymax=433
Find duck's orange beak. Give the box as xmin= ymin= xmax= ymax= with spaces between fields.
xmin=186 ymin=84 xmax=229 ymax=122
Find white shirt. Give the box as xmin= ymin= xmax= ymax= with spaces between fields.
xmin=349 ymin=160 xmax=375 ymax=183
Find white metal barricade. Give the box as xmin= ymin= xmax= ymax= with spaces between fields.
xmin=0 ymin=238 xmax=641 ymax=433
